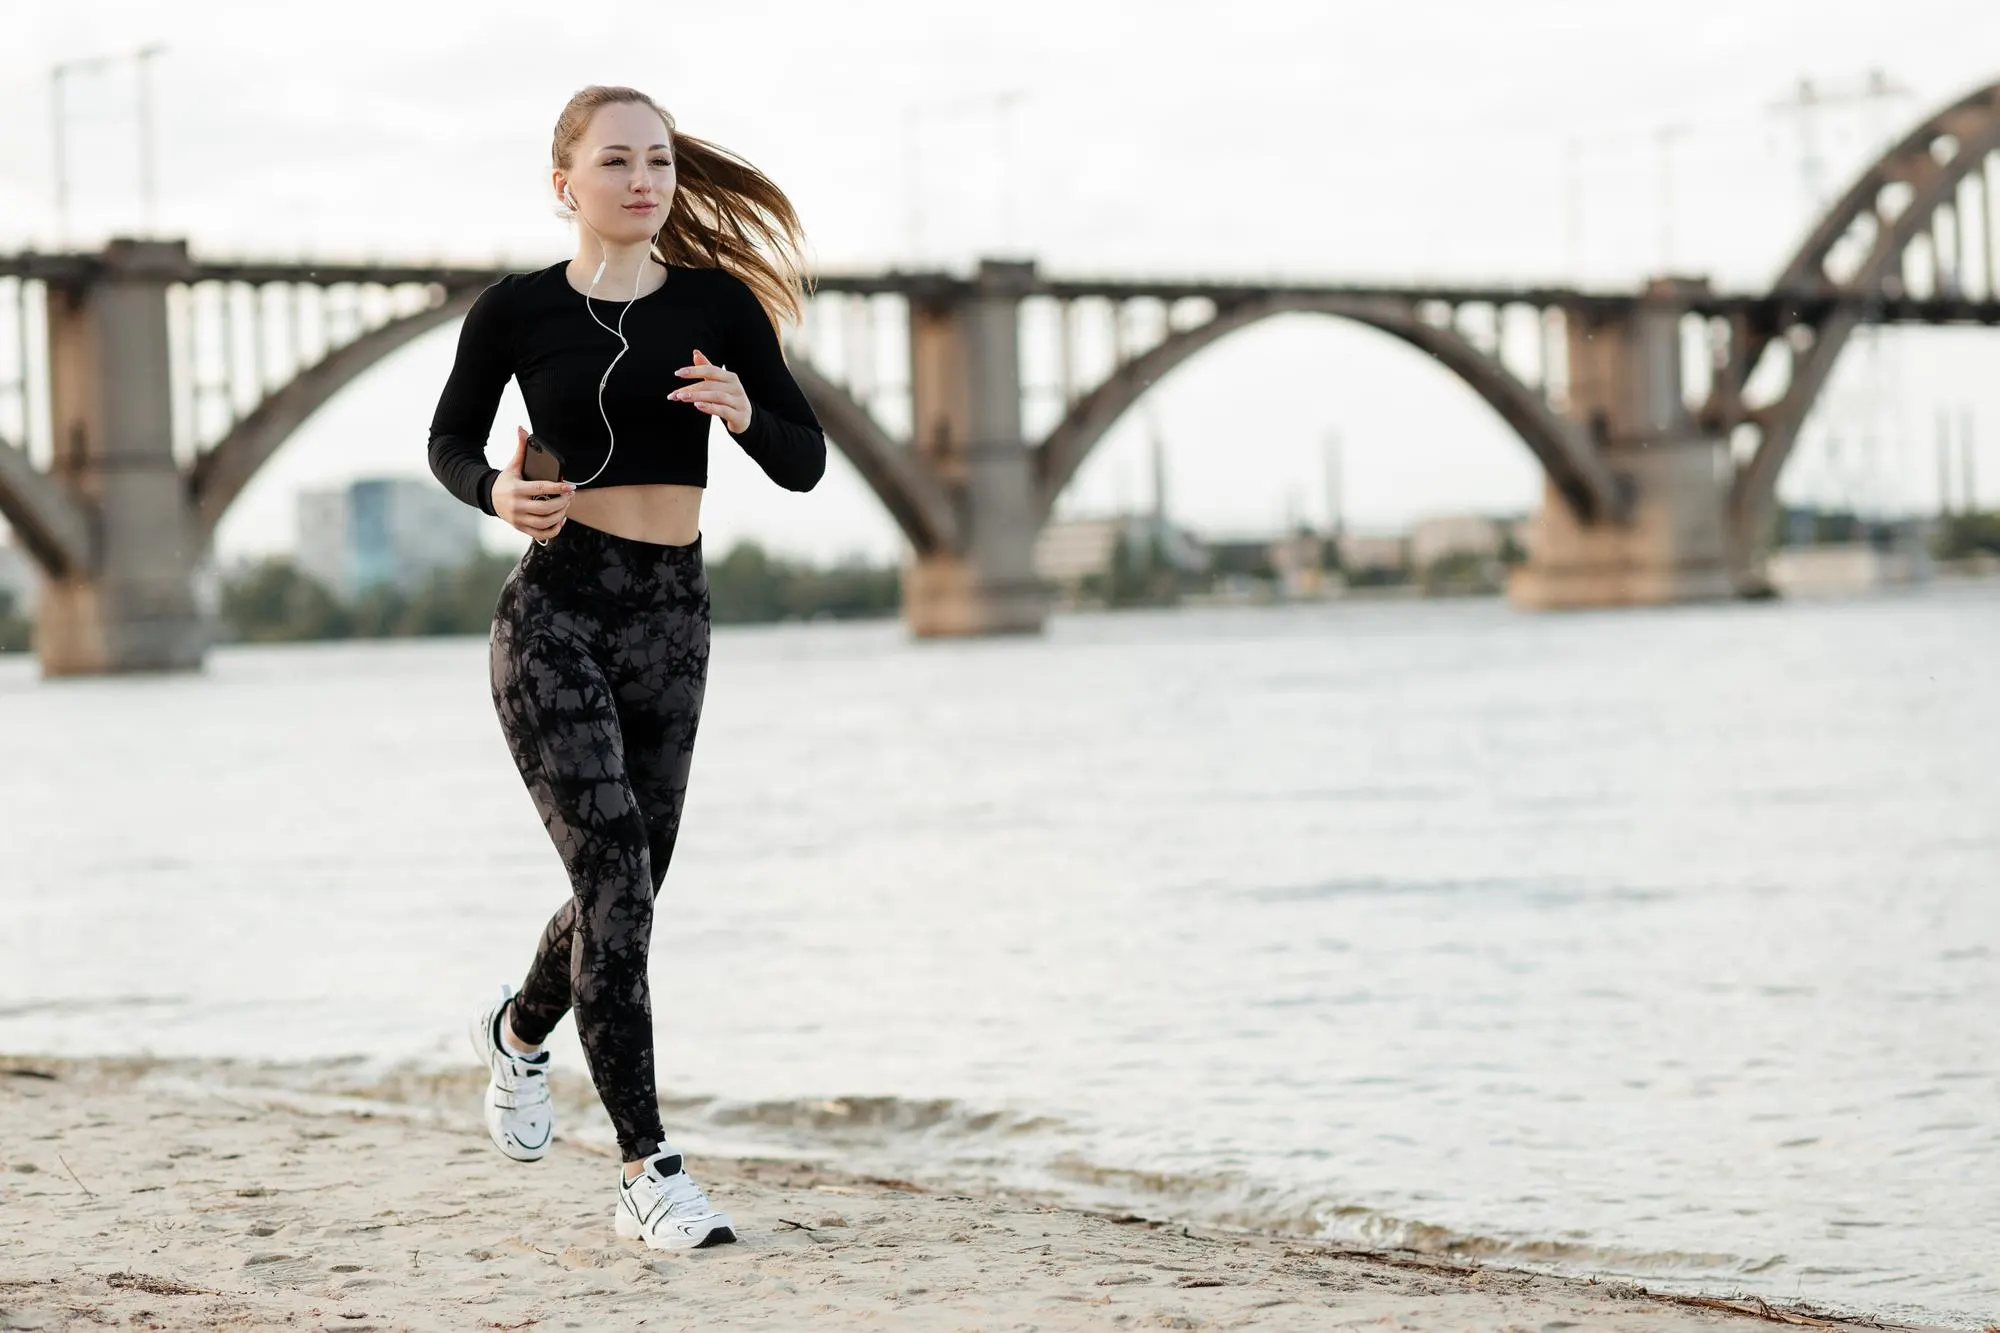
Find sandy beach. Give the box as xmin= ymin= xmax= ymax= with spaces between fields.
xmin=0 ymin=1056 xmax=1932 ymax=1333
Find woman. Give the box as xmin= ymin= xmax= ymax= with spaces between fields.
xmin=426 ymin=84 xmax=825 ymax=1251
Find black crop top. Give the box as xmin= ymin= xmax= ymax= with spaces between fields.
xmin=427 ymin=259 xmax=825 ymax=515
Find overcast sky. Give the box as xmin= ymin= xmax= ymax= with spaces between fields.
xmin=5 ymin=0 xmax=1999 ymax=562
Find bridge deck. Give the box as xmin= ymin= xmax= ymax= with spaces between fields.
xmin=3 ymin=249 xmax=1995 ymax=326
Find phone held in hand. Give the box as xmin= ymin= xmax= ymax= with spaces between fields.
xmin=523 ymin=433 xmax=566 ymax=484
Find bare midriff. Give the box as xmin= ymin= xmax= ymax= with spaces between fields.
xmin=565 ymin=482 xmax=704 ymax=547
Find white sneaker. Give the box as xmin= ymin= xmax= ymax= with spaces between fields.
xmin=615 ymin=1147 xmax=737 ymax=1250
xmin=467 ymin=984 xmax=552 ymax=1162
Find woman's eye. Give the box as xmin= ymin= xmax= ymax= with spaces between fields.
xmin=653 ymin=159 xmax=672 ymax=168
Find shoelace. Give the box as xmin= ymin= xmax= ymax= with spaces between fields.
xmin=630 ymin=1168 xmax=714 ymax=1224
xmin=656 ymin=1171 xmax=713 ymax=1216
xmin=494 ymin=1046 xmax=551 ymax=1107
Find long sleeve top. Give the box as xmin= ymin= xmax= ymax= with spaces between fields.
xmin=427 ymin=259 xmax=826 ymax=515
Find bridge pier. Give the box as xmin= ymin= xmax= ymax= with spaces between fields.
xmin=901 ymin=259 xmax=1049 ymax=637
xmin=39 ymin=239 xmax=208 ymax=675
xmin=1509 ymin=439 xmax=1735 ymax=608
xmin=1509 ymin=284 xmax=1736 ymax=609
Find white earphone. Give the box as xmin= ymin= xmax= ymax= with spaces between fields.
xmin=536 ymin=182 xmax=642 ymax=547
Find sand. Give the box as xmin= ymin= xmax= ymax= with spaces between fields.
xmin=0 ymin=1057 xmax=1925 ymax=1333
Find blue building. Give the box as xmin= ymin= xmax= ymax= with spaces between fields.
xmin=296 ymin=476 xmax=482 ymax=601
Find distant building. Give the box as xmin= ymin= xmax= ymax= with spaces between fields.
xmin=1033 ymin=514 xmax=1209 ymax=593
xmin=297 ymin=476 xmax=481 ymax=601
xmin=1336 ymin=532 xmax=1408 ymax=575
xmin=1034 ymin=517 xmax=1124 ymax=587
xmin=1267 ymin=531 xmax=1330 ymax=598
xmin=1203 ymin=536 xmax=1277 ymax=579
xmin=1197 ymin=530 xmax=1339 ymax=598
xmin=1037 ymin=424 xmax=1209 ymax=596
xmin=1766 ymin=543 xmax=1930 ymax=596
xmin=1410 ymin=514 xmax=1504 ymax=568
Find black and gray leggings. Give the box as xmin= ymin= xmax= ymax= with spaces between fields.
xmin=487 ymin=519 xmax=710 ymax=1162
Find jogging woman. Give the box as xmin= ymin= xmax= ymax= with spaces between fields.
xmin=426 ymin=84 xmax=824 ymax=1251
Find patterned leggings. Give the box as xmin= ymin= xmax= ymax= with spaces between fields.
xmin=487 ymin=519 xmax=710 ymax=1162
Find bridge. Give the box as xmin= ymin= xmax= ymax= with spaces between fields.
xmin=2 ymin=79 xmax=1998 ymax=674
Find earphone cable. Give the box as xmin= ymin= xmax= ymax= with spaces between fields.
xmin=535 ymin=191 xmax=642 ymax=547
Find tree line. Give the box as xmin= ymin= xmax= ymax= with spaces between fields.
xmin=215 ymin=540 xmax=901 ymax=643
xmin=4 ymin=513 xmax=1999 ymax=654
xmin=0 ymin=540 xmax=902 ymax=652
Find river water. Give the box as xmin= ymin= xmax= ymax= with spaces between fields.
xmin=3 ymin=580 xmax=1995 ymax=1326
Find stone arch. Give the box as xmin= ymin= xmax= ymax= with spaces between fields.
xmin=786 ymin=359 xmax=959 ymax=555
xmin=1033 ymin=294 xmax=1625 ymax=528
xmin=0 ymin=433 xmax=90 ymax=576
xmin=1728 ymin=79 xmax=2000 ymax=546
xmin=189 ymin=287 xmax=482 ymax=544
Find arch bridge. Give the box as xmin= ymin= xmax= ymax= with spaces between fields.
xmin=2 ymin=78 xmax=1997 ymax=673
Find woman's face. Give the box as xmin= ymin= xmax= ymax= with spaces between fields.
xmin=560 ymin=102 xmax=676 ymax=241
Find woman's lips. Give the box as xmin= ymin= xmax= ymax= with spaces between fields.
xmin=624 ymin=203 xmax=657 ymax=213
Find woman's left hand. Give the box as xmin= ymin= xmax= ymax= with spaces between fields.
xmin=669 ymin=348 xmax=753 ymax=434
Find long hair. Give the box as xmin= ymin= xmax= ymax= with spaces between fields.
xmin=551 ymin=85 xmax=811 ymax=334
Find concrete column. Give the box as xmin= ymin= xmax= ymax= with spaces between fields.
xmin=1509 ymin=289 xmax=1735 ymax=608
xmin=901 ymin=259 xmax=1049 ymax=636
xmin=1508 ymin=439 xmax=1735 ymax=607
xmin=38 ymin=238 xmax=208 ymax=674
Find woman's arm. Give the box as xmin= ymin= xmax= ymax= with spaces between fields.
xmin=427 ymin=278 xmax=516 ymax=515
xmin=712 ymin=271 xmax=827 ymax=493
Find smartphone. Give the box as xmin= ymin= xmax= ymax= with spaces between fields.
xmin=523 ymin=433 xmax=566 ymax=484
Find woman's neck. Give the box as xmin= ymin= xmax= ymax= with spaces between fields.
xmin=569 ymin=244 xmax=663 ymax=298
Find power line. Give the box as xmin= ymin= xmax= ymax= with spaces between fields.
xmin=901 ymin=88 xmax=1030 ymax=265
xmin=1767 ymin=68 xmax=1916 ymax=518
xmin=1766 ymin=68 xmax=1912 ymax=212
xmin=50 ymin=44 xmax=169 ymax=244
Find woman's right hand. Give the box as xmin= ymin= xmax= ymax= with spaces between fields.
xmin=493 ymin=426 xmax=576 ymax=539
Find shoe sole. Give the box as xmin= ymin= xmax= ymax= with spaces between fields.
xmin=469 ymin=1007 xmax=550 ymax=1163
xmin=615 ymin=1207 xmax=737 ymax=1250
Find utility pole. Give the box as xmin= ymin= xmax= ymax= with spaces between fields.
xmin=1563 ymin=138 xmax=1583 ymax=281
xmin=1963 ymin=406 xmax=1979 ymax=511
xmin=51 ymin=54 xmax=118 ymax=243
xmin=1768 ymin=68 xmax=1909 ymax=211
xmin=1936 ymin=408 xmax=1955 ymax=516
xmin=52 ymin=69 xmax=64 ymax=242
xmin=993 ymin=89 xmax=1024 ymax=257
xmin=901 ymin=87 xmax=1030 ymax=266
xmin=901 ymin=105 xmax=925 ymax=266
xmin=1322 ymin=430 xmax=1344 ymax=541
xmin=1654 ymin=124 xmax=1689 ymax=273
xmin=137 ymin=44 xmax=167 ymax=236
xmin=1322 ymin=429 xmax=1344 ymax=572
xmin=51 ymin=45 xmax=167 ymax=244
xmin=1148 ymin=412 xmax=1167 ymax=531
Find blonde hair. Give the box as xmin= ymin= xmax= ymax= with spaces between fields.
xmin=552 ymin=84 xmax=811 ymax=332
